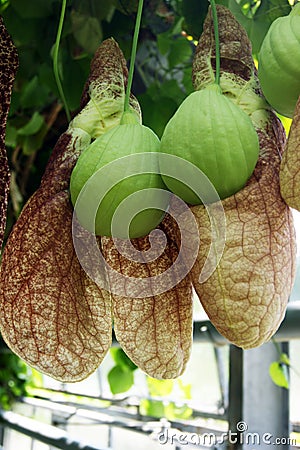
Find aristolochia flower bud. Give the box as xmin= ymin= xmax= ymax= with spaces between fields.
xmin=160 ymin=84 xmax=259 ymax=204
xmin=70 ymin=118 xmax=169 ymax=238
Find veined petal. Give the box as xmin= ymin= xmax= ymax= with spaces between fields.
xmin=0 ymin=18 xmax=18 ymax=249
xmin=190 ymin=6 xmax=296 ymax=349
xmin=280 ymin=95 xmax=300 ymax=210
xmin=101 ymin=216 xmax=193 ymax=379
xmin=0 ymin=38 xmax=139 ymax=382
xmin=0 ymin=187 xmax=111 ymax=382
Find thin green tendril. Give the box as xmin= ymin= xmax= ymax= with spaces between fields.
xmin=124 ymin=0 xmax=144 ymax=112
xmin=53 ymin=0 xmax=71 ymax=122
xmin=210 ymin=0 xmax=221 ymax=86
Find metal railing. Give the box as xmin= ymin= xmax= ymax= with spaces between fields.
xmin=0 ymin=408 xmax=108 ymax=450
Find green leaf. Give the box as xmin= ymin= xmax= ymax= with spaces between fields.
xmin=90 ymin=1 xmax=116 ymax=22
xmin=113 ymin=0 xmax=139 ymax=15
xmin=138 ymin=93 xmax=178 ymax=137
xmin=216 ymin=0 xmax=229 ymax=6
xmin=168 ymin=36 xmax=193 ymax=67
xmin=38 ymin=63 xmax=58 ymax=97
xmin=161 ymin=79 xmax=186 ymax=102
xmin=227 ymin=0 xmax=291 ymax=54
xmin=60 ymin=51 xmax=90 ymax=111
xmin=257 ymin=0 xmax=291 ymax=23
xmin=279 ymin=352 xmax=290 ymax=366
xmin=157 ymin=32 xmax=171 ymax=55
xmin=165 ymin=402 xmax=193 ymax=420
xmin=147 ymin=377 xmax=174 ymax=397
xmin=182 ymin=0 xmax=209 ymax=37
xmin=71 ymin=10 xmax=103 ymax=54
xmin=18 ymin=112 xmax=45 ymax=136
xmin=181 ymin=66 xmax=193 ymax=95
xmin=2 ymin=8 xmax=41 ymax=45
xmin=0 ymin=0 xmax=10 ymax=14
xmin=178 ymin=379 xmax=192 ymax=400
xmin=140 ymin=399 xmax=166 ymax=418
xmin=5 ymin=124 xmax=17 ymax=147
xmin=171 ymin=17 xmax=185 ymax=36
xmin=21 ymin=133 xmax=45 ymax=156
xmin=107 ymin=365 xmax=134 ymax=394
xmin=11 ymin=0 xmax=55 ymax=19
xmin=20 ymin=76 xmax=50 ymax=109
xmin=110 ymin=348 xmax=137 ymax=371
xmin=269 ymin=361 xmax=289 ymax=389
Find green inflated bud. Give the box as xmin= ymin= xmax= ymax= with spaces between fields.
xmin=258 ymin=3 xmax=300 ymax=118
xmin=160 ymin=85 xmax=260 ymax=204
xmin=70 ymin=121 xmax=169 ymax=238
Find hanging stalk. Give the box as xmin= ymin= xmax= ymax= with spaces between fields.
xmin=53 ymin=0 xmax=71 ymax=122
xmin=123 ymin=0 xmax=144 ymax=113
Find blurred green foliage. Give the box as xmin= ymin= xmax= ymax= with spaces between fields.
xmin=1 ymin=0 xmax=292 ymax=231
xmin=0 ymin=339 xmax=35 ymax=409
xmin=108 ymin=347 xmax=193 ymax=419
xmin=140 ymin=377 xmax=193 ymax=420
xmin=108 ymin=347 xmax=138 ymax=394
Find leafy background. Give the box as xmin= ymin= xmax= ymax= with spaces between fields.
xmin=1 ymin=0 xmax=294 ymax=236
xmin=0 ymin=0 xmax=296 ymax=408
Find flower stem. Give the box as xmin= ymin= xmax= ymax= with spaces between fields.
xmin=210 ymin=0 xmax=221 ymax=86
xmin=53 ymin=0 xmax=71 ymax=122
xmin=124 ymin=0 xmax=144 ymax=112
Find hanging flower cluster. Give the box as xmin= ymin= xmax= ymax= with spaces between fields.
xmin=0 ymin=7 xmax=296 ymax=383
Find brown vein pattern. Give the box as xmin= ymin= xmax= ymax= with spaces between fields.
xmin=0 ymin=36 xmax=192 ymax=382
xmin=0 ymin=8 xmax=295 ymax=383
xmin=0 ymin=38 xmax=133 ymax=382
xmin=0 ymin=130 xmax=112 ymax=382
xmin=101 ymin=215 xmax=193 ymax=379
xmin=192 ymin=5 xmax=253 ymax=90
xmin=189 ymin=6 xmax=296 ymax=348
xmin=0 ymin=17 xmax=18 ymax=249
xmin=280 ymin=96 xmax=300 ymax=211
